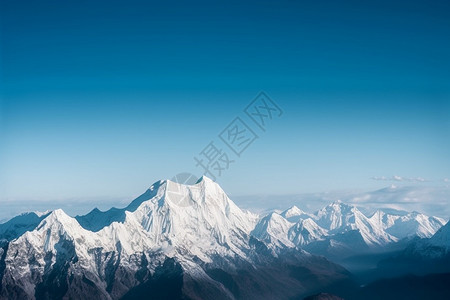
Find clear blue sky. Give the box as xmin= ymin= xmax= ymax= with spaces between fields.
xmin=0 ymin=0 xmax=449 ymax=203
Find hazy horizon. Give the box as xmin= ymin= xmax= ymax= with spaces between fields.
xmin=1 ymin=180 xmax=449 ymax=223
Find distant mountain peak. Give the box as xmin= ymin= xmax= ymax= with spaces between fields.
xmin=194 ymin=175 xmax=212 ymax=184
xmin=281 ymin=205 xmax=303 ymax=217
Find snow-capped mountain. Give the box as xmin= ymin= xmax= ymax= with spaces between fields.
xmin=251 ymin=200 xmax=445 ymax=259
xmin=0 ymin=177 xmax=446 ymax=299
xmin=280 ymin=206 xmax=314 ymax=222
xmin=0 ymin=177 xmax=351 ymax=300
xmin=315 ymin=201 xmax=397 ymax=246
xmin=251 ymin=212 xmax=295 ymax=249
xmin=288 ymin=218 xmax=328 ymax=246
xmin=370 ymin=210 xmax=445 ymax=239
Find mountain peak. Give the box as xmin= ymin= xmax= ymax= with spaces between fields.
xmin=280 ymin=205 xmax=313 ymax=223
xmin=39 ymin=209 xmax=81 ymax=231
xmin=164 ymin=175 xmax=214 ymax=186
xmin=322 ymin=200 xmax=354 ymax=212
xmin=47 ymin=209 xmax=70 ymax=220
xmin=195 ymin=175 xmax=213 ymax=184
xmin=252 ymin=212 xmax=294 ymax=249
xmin=282 ymin=205 xmax=303 ymax=216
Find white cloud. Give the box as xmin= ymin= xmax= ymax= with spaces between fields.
xmin=371 ymin=175 xmax=429 ymax=183
xmin=371 ymin=176 xmax=388 ymax=181
xmin=234 ymin=185 xmax=450 ymax=219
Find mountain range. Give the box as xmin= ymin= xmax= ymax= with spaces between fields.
xmin=0 ymin=176 xmax=449 ymax=299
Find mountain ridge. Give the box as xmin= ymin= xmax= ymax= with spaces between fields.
xmin=0 ymin=177 xmax=352 ymax=299
xmin=0 ymin=177 xmax=447 ymax=299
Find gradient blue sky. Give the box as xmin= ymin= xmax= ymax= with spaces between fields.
xmin=1 ymin=0 xmax=449 ymax=205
